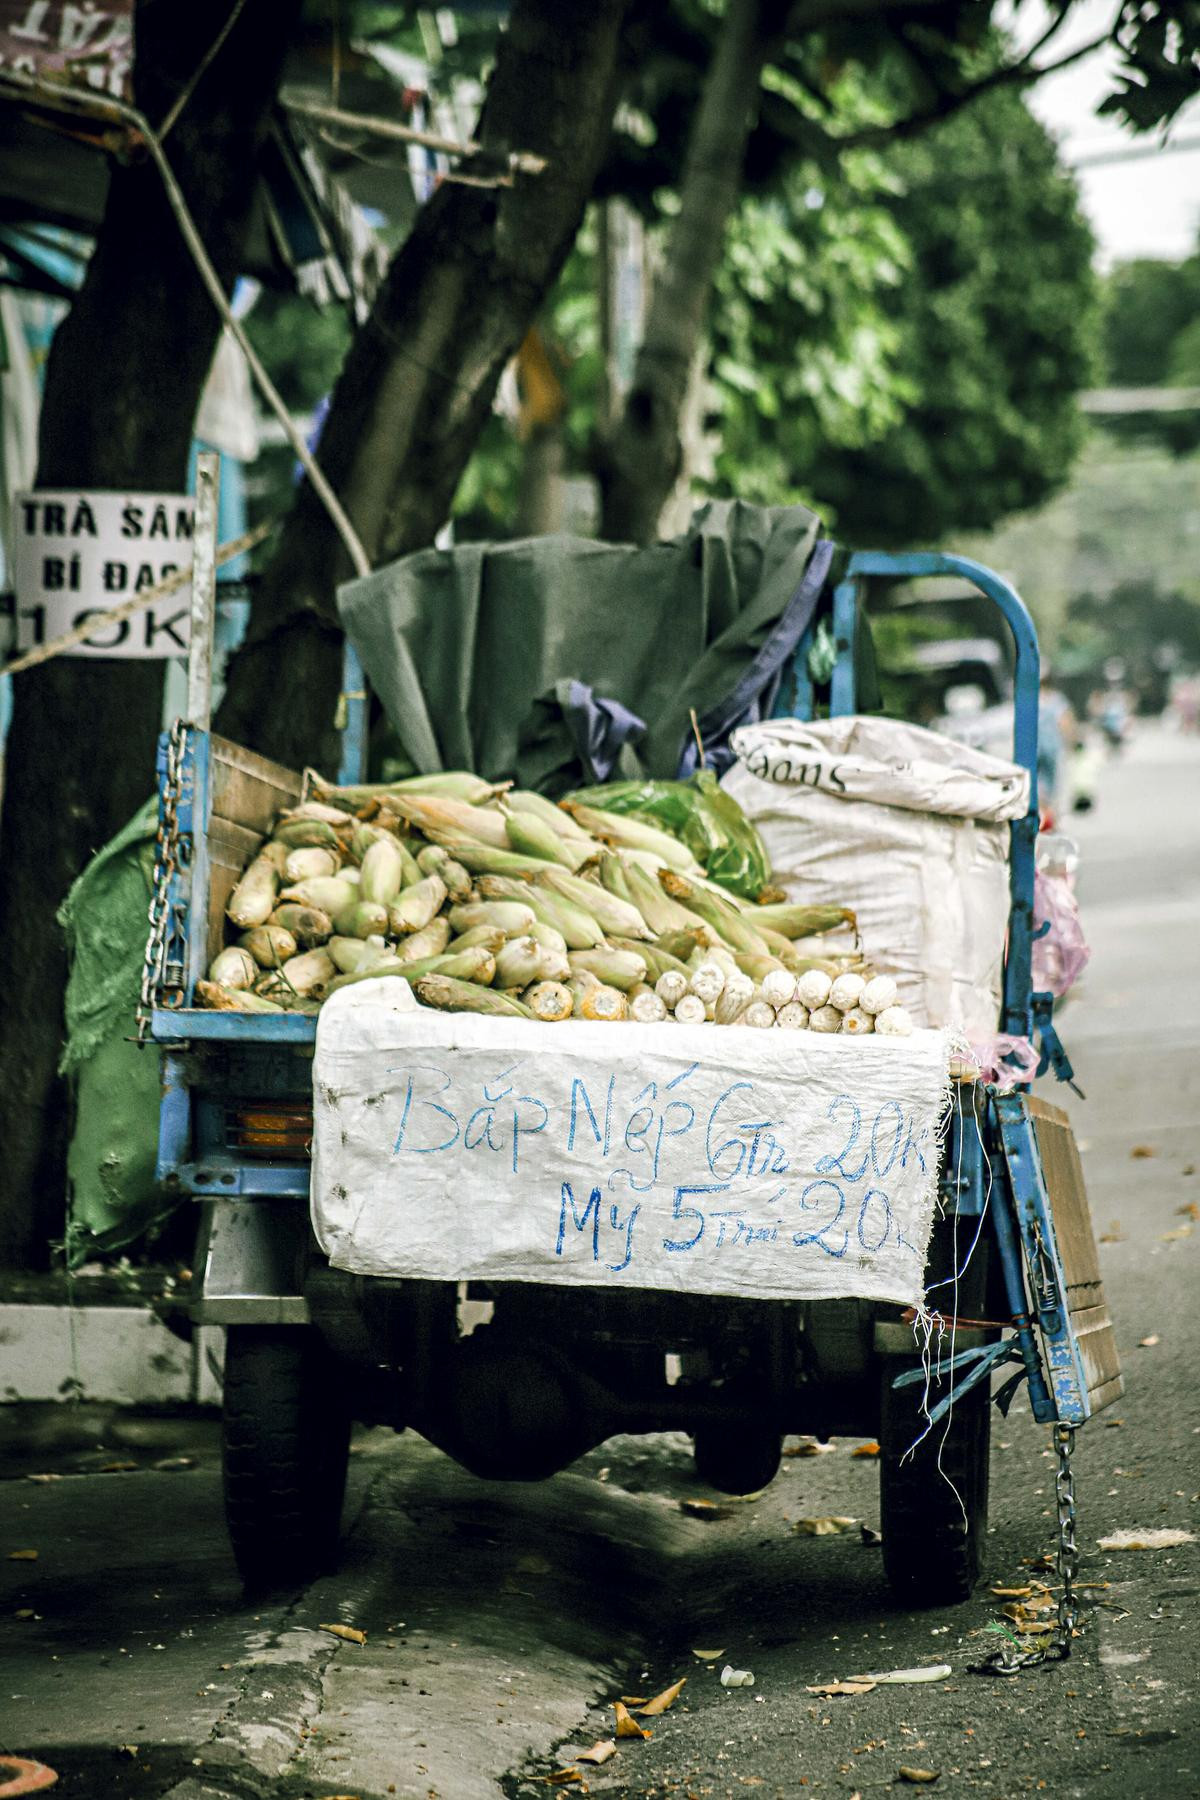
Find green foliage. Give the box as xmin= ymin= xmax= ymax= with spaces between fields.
xmin=1101 ymin=250 xmax=1200 ymax=385
xmin=808 ymin=86 xmax=1099 ymax=545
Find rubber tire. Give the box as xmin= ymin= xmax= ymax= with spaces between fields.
xmin=878 ymin=1217 xmax=991 ymax=1607
xmin=692 ymin=1422 xmax=783 ymax=1496
xmin=222 ymin=1326 xmax=352 ymax=1593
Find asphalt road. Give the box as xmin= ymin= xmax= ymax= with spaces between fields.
xmin=2 ymin=726 xmax=1197 ymax=1800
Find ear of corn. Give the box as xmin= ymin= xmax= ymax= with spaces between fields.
xmin=448 ymin=899 xmax=537 ymax=938
xmin=284 ymin=846 xmax=340 ymax=884
xmin=359 ymin=836 xmax=408 ymax=907
xmin=448 ymin=843 xmax=554 ymax=879
xmin=750 ymin=902 xmax=857 ymax=939
xmin=269 ymin=902 xmax=334 ymax=945
xmin=328 ymin=935 xmax=389 ymax=975
xmin=207 ymin=947 xmax=257 ymax=989
xmin=628 ymin=983 xmax=668 ymax=1024
xmin=579 ymin=983 xmax=628 ymax=1021
xmin=239 ymin=925 xmax=298 ymax=969
xmin=413 ymin=974 xmax=531 ymax=1018
xmin=272 ymin=818 xmax=342 ymax=850
xmin=196 ymin=979 xmax=286 ymax=1014
xmin=622 ymin=861 xmax=698 ymax=938
xmin=227 ymin=843 xmax=287 ymax=929
xmin=526 ymin=980 xmax=573 ymax=1022
xmin=337 ymin=900 xmax=391 ymax=939
xmin=561 ymin=801 xmax=700 ymax=871
xmin=568 ymin=947 xmax=648 ymax=992
xmin=447 ymin=924 xmax=506 ymax=956
xmin=776 ymin=1002 xmax=810 ymax=1030
xmin=311 ymin=771 xmax=504 ymax=809
xmin=416 ymin=843 xmax=472 ymax=899
xmin=493 ymin=937 xmax=544 ymax=989
xmin=389 ymin=873 xmax=448 ymax=934
xmin=393 ymin=917 xmax=453 ymax=963
xmin=504 ymin=809 xmax=580 ymax=869
xmin=538 ymin=867 xmax=651 ymax=942
xmin=672 ymin=993 xmax=707 ymax=1025
xmin=506 ymin=790 xmax=594 ymax=845
xmin=659 ymin=872 xmax=772 ymax=956
xmin=281 ymin=801 xmax=356 ymax=826
xmin=527 ymin=919 xmax=568 ymax=957
xmin=280 ymin=875 xmax=358 ymax=917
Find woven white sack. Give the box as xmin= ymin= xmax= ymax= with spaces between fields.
xmin=725 ymin=717 xmax=1025 ymax=1040
xmin=311 ymin=982 xmax=951 ymax=1307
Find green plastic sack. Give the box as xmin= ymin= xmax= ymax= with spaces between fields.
xmin=565 ymin=771 xmax=770 ymax=898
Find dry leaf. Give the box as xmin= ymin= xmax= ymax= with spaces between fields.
xmin=619 ymin=1696 xmax=648 ymax=1706
xmin=1138 ymin=1335 xmax=1161 ymax=1348
xmin=1159 ymin=1225 xmax=1193 ymax=1242
xmin=639 ymin=1678 xmax=686 ymax=1716
xmin=1183 ymin=1164 xmax=1196 ymax=1178
xmin=897 ymin=1768 xmax=940 ymax=1784
xmin=851 ymin=1442 xmax=881 ymax=1459
xmin=795 ymin=1516 xmax=857 ymax=1536
xmin=575 ymin=1741 xmax=616 ymax=1767
xmin=25 ymin=1474 xmax=61 ymax=1484
xmin=1097 ymin=1527 xmax=1196 ymax=1551
xmin=807 ymin=1679 xmax=876 ymax=1697
xmin=679 ymin=1498 xmax=735 ymax=1520
xmin=858 ymin=1665 xmax=951 ymax=1685
xmin=7 ymin=1549 xmax=38 ymax=1561
xmin=860 ymin=1525 xmax=883 ymax=1547
xmin=1130 ymin=1144 xmax=1156 ymax=1159
xmin=990 ymin=1585 xmax=1032 ymax=1598
xmin=14 ymin=1608 xmax=34 ymax=1620
xmin=613 ymin=1701 xmax=651 ymax=1740
xmin=319 ymin=1622 xmax=366 ymax=1645
xmin=1177 ymin=1202 xmax=1200 ymax=1219
xmin=692 ymin=1648 xmax=727 ymax=1660
xmin=784 ymin=1437 xmax=836 ymax=1457
xmin=1099 ymin=1222 xmax=1125 ymax=1244
xmin=100 ymin=1460 xmax=139 ymax=1473
xmin=543 ymin=1771 xmax=586 ymax=1788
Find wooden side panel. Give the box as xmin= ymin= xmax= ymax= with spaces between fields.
xmin=204 ymin=737 xmax=301 ymax=969
xmin=1029 ymin=1095 xmax=1123 ymax=1411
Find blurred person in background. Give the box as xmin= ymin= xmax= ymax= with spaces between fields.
xmin=1038 ymin=668 xmax=1079 ymax=827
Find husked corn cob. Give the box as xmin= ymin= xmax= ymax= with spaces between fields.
xmin=526 ymin=980 xmax=573 ymax=1022
xmin=689 ymin=961 xmax=726 ymax=1005
xmin=227 ymin=842 xmax=287 ymax=929
xmin=579 ymin=983 xmax=628 ymax=1021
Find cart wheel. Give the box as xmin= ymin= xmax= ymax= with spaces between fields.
xmin=692 ymin=1422 xmax=782 ymax=1495
xmin=222 ymin=1326 xmax=352 ymax=1593
xmin=878 ymin=1217 xmax=991 ymax=1606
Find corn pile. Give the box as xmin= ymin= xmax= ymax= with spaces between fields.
xmin=196 ymin=772 xmax=913 ymax=1034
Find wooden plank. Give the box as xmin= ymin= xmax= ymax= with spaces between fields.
xmin=205 ymin=816 xmax=262 ymax=971
xmin=1028 ymin=1095 xmax=1123 ymax=1411
xmin=210 ymin=735 xmax=301 ymax=836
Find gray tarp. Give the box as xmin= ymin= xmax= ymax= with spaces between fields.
xmin=337 ymin=500 xmax=826 ymax=788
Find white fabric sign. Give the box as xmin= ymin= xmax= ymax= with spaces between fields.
xmin=12 ymin=490 xmax=194 ymax=658
xmin=311 ymin=985 xmax=951 ymax=1306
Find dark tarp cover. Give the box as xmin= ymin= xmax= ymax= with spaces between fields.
xmin=337 ymin=500 xmax=825 ymax=790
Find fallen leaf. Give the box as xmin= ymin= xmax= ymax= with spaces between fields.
xmin=14 ymin=1608 xmax=34 ymax=1620
xmin=990 ymin=1586 xmax=1032 ymax=1598
xmin=639 ymin=1678 xmax=686 ymax=1716
xmin=543 ymin=1768 xmax=586 ymax=1786
xmin=679 ymin=1498 xmax=735 ymax=1520
xmin=613 ymin=1701 xmax=651 ymax=1740
xmin=691 ymin=1648 xmax=727 ymax=1660
xmin=1099 ymin=1222 xmax=1125 ymax=1244
xmin=25 ymin=1474 xmax=61 ymax=1484
xmin=1177 ymin=1201 xmax=1200 ymax=1219
xmin=319 ymin=1622 xmax=366 ymax=1645
xmin=1130 ymin=1144 xmax=1156 ymax=1159
xmin=100 ymin=1461 xmax=139 ymax=1473
xmin=807 ymin=1679 xmax=876 ymax=1697
xmin=7 ymin=1549 xmax=38 ymax=1561
xmin=1138 ymin=1335 xmax=1161 ymax=1348
xmin=897 ymin=1769 xmax=940 ymax=1784
xmin=1159 ymin=1225 xmax=1193 ymax=1242
xmin=851 ymin=1443 xmax=881 ymax=1459
xmin=1104 ymin=1418 xmax=1125 ymax=1429
xmin=860 ymin=1525 xmax=882 ymax=1547
xmin=575 ymin=1741 xmax=616 ymax=1767
xmin=784 ymin=1437 xmax=837 ymax=1457
xmin=857 ymin=1664 xmax=951 ymax=1685
xmin=619 ymin=1696 xmax=648 ymax=1706
xmin=1097 ymin=1528 xmax=1196 ymax=1551
xmin=153 ymin=1455 xmax=197 ymax=1471
xmin=1183 ymin=1164 xmax=1196 ymax=1177
xmin=795 ymin=1516 xmax=857 ymax=1536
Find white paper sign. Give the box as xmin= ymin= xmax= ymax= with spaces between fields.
xmin=11 ymin=490 xmax=194 ymax=658
xmin=311 ymin=995 xmax=952 ymax=1306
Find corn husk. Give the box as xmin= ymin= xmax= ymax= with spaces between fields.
xmin=743 ymin=999 xmax=776 ymax=1029
xmin=196 ymin=979 xmax=285 ymax=1014
xmin=861 ymin=974 xmax=899 ymax=1016
xmin=381 ymin=792 xmax=511 ymax=851
xmin=809 ymin=1003 xmax=842 ymax=1033
xmin=623 ymin=860 xmax=700 ymax=938
xmin=269 ymin=903 xmax=334 ymax=946
xmin=734 ymin=951 xmax=788 ymax=984
xmin=311 ymin=771 xmax=505 ymax=809
xmin=280 ymin=875 xmax=358 ymax=917
xmin=447 ymin=924 xmax=506 ymax=956
xmin=568 ymin=970 xmax=600 ymax=1016
xmin=659 ymin=873 xmax=772 ymax=956
xmin=561 ymin=801 xmax=699 ymax=871
xmin=874 ymin=1005 xmax=914 ymax=1037
xmin=506 ymin=789 xmax=594 ymax=844
xmin=328 ymin=935 xmax=390 ymax=975
xmin=654 ymin=927 xmax=706 ymax=962
xmin=568 ymin=947 xmax=648 ymax=992
xmin=610 ymin=938 xmax=685 ymax=984
xmin=598 ymin=851 xmax=637 ymax=905
xmin=448 ymin=899 xmax=537 ymax=937
xmin=629 ymin=983 xmax=668 ymax=1024
xmin=283 ymin=846 xmax=340 ymax=884
xmin=355 ymin=835 xmax=406 ymax=907
xmin=714 ymin=984 xmax=752 ymax=1026
xmin=795 ymin=969 xmax=834 ymax=1010
xmin=526 ymin=979 xmax=573 ymax=1022
xmin=655 ymin=970 xmax=690 ymax=1010
xmin=752 ymin=902 xmax=857 ymax=939
xmin=761 ymin=968 xmax=797 ymax=1010
xmin=272 ymin=817 xmax=342 ymax=850
xmin=414 ymin=973 xmax=530 ymax=1018
xmin=841 ymin=1005 xmax=874 ymax=1036
xmin=239 ymin=925 xmax=298 ymax=969
xmin=336 ymin=900 xmax=391 ymax=939
xmin=829 ymin=972 xmax=867 ymax=1013
xmin=688 ymin=960 xmax=727 ymax=1005
xmin=579 ymin=983 xmax=628 ymax=1021
xmin=227 ymin=842 xmax=288 ymax=929
xmin=279 ymin=801 xmax=356 ymax=826
xmin=527 ymin=919 xmax=568 ymax=956
xmin=504 ymin=808 xmax=581 ymax=869
xmin=267 ymin=947 xmax=336 ymax=999
xmin=446 ymin=843 xmax=551 ymax=879
xmin=538 ymin=867 xmax=652 ymax=942
xmin=475 ymin=876 xmax=607 ymax=949
xmin=207 ymin=946 xmax=257 ymax=989
xmin=416 ymin=843 xmax=472 ymax=899
xmin=393 ymin=917 xmax=453 ymax=963
xmin=672 ymin=993 xmax=707 ymax=1025
xmin=389 ymin=873 xmax=447 ymax=934
xmin=494 ymin=937 xmax=544 ymax=989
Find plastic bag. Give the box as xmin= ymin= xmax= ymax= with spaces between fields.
xmin=564 ymin=770 xmax=770 ymax=897
xmin=1031 ymin=871 xmax=1090 ymax=998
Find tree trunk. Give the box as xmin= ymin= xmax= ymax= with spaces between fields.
xmin=0 ymin=0 xmax=298 ymax=1269
xmin=216 ymin=0 xmax=631 ymax=772
xmin=598 ymin=0 xmax=776 ymax=544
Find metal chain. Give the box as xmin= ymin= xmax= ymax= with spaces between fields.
xmin=971 ymin=1421 xmax=1082 ymax=1676
xmin=137 ymin=719 xmax=191 ymax=1043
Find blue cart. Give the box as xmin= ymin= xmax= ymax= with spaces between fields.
xmin=144 ymin=496 xmax=1118 ymax=1645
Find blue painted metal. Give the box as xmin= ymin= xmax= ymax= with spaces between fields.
xmin=152 ymin=1009 xmax=317 ymax=1044
xmin=986 ymin=1141 xmax=1057 ymax=1423
xmin=993 ymin=1091 xmax=1090 ymax=1426
xmin=829 ymin=576 xmax=859 ymax=717
xmin=156 ymin=1053 xmax=193 ymax=1185
xmin=181 ymin=729 xmax=212 ymax=1005
xmin=775 ymin=621 xmax=815 ymax=720
xmin=179 ymin=1160 xmax=311 ymax=1199
xmin=338 ymin=638 xmax=369 ymax=786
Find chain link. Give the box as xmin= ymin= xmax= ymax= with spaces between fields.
xmin=137 ymin=718 xmax=191 ymax=1043
xmin=971 ymin=1421 xmax=1082 ymax=1676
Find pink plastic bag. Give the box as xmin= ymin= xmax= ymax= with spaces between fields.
xmin=970 ymin=1034 xmax=1040 ymax=1089
xmin=1031 ymin=871 xmax=1090 ymax=997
